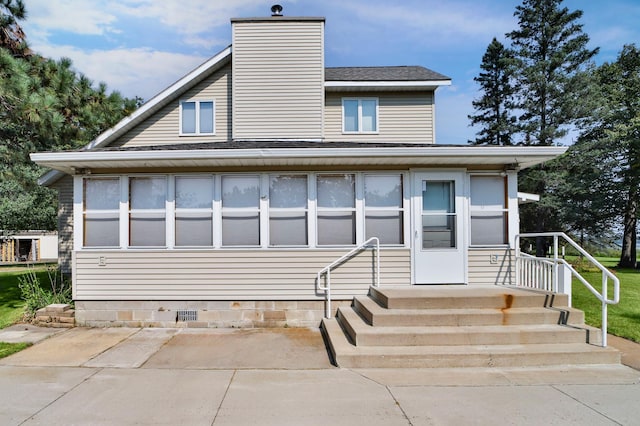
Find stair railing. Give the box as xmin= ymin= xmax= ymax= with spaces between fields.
xmin=317 ymin=237 xmax=380 ymax=319
xmin=515 ymin=232 xmax=619 ymax=347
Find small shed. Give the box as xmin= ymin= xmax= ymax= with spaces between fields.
xmin=0 ymin=231 xmax=58 ymax=263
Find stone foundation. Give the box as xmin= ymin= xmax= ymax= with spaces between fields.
xmin=35 ymin=304 xmax=75 ymax=328
xmin=74 ymin=300 xmax=351 ymax=328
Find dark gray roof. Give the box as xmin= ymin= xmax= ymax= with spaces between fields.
xmin=325 ymin=66 xmax=450 ymax=82
xmin=95 ymin=140 xmax=459 ymax=152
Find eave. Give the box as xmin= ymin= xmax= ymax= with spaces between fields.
xmin=32 ymin=145 xmax=567 ymax=183
xmin=324 ymin=80 xmax=451 ymax=92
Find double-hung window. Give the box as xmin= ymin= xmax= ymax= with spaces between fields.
xmin=175 ymin=176 xmax=214 ymax=246
xmin=83 ymin=178 xmax=120 ymax=247
xmin=342 ymin=98 xmax=378 ymax=133
xmin=129 ymin=177 xmax=167 ymax=247
xmin=317 ymin=174 xmax=356 ymax=245
xmin=221 ymin=175 xmax=260 ymax=246
xmin=269 ymin=175 xmax=308 ymax=246
xmin=364 ymin=174 xmax=404 ymax=244
xmin=470 ymin=175 xmax=508 ymax=245
xmin=180 ymin=100 xmax=214 ymax=135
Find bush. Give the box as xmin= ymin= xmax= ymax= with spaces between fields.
xmin=18 ymin=265 xmax=72 ymax=320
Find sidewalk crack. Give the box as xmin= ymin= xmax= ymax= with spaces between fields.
xmin=211 ymin=369 xmax=236 ymax=425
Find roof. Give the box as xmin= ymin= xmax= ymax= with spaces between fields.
xmin=32 ymin=141 xmax=568 ymax=181
xmin=325 ymin=66 xmax=450 ymax=82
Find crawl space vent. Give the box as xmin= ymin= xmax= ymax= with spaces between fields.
xmin=177 ymin=310 xmax=198 ymax=322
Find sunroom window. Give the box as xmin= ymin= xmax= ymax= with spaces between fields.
xmin=175 ymin=176 xmax=213 ymax=246
xmin=83 ymin=178 xmax=120 ymax=247
xmin=269 ymin=175 xmax=308 ymax=246
xmin=221 ymin=175 xmax=260 ymax=246
xmin=342 ymin=98 xmax=378 ymax=133
xmin=180 ymin=100 xmax=214 ymax=135
xmin=317 ymin=174 xmax=356 ymax=245
xmin=129 ymin=177 xmax=167 ymax=246
xmin=365 ymin=174 xmax=404 ymax=244
xmin=470 ymin=175 xmax=508 ymax=245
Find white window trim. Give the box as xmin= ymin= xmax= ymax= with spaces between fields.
xmin=179 ymin=99 xmax=215 ymax=136
xmin=342 ymin=97 xmax=379 ymax=134
xmin=77 ymin=172 xmax=410 ymax=251
xmin=468 ymin=173 xmax=509 ymax=248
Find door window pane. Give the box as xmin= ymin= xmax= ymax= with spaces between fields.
xmin=422 ymin=180 xmax=455 ymax=249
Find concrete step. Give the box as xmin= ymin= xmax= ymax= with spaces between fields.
xmin=322 ymin=319 xmax=620 ymax=368
xmin=336 ymin=307 xmax=589 ymax=347
xmin=354 ymin=296 xmax=585 ymax=327
xmin=369 ymin=286 xmax=569 ymax=310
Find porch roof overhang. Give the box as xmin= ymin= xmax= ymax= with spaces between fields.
xmin=32 ymin=143 xmax=567 ymax=185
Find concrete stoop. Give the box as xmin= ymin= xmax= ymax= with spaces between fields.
xmin=321 ymin=286 xmax=620 ymax=368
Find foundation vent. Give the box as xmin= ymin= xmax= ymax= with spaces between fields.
xmin=177 ymin=310 xmax=198 ymax=322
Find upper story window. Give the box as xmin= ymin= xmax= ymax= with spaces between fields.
xmin=180 ymin=100 xmax=215 ymax=135
xmin=342 ymin=98 xmax=378 ymax=133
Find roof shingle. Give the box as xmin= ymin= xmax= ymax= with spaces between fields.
xmin=325 ymin=66 xmax=450 ymax=82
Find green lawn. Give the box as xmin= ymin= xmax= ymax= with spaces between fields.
xmin=0 ymin=341 xmax=31 ymax=358
xmin=0 ymin=265 xmax=55 ymax=328
xmin=571 ymin=257 xmax=640 ymax=343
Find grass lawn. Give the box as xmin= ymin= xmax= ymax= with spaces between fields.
xmin=571 ymin=257 xmax=640 ymax=343
xmin=0 ymin=265 xmax=55 ymax=329
xmin=0 ymin=342 xmax=31 ymax=358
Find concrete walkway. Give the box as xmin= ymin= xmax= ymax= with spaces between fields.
xmin=0 ymin=326 xmax=639 ymax=425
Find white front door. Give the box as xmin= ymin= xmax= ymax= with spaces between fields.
xmin=412 ymin=172 xmax=466 ymax=284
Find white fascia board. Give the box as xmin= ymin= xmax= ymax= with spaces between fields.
xmin=324 ymin=80 xmax=451 ymax=88
xmin=31 ymin=145 xmax=568 ymax=169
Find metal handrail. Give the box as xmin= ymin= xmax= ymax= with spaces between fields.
xmin=317 ymin=237 xmax=380 ymax=319
xmin=515 ymin=232 xmax=620 ymax=347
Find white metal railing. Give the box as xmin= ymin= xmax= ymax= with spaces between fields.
xmin=317 ymin=237 xmax=380 ymax=319
xmin=515 ymin=232 xmax=620 ymax=347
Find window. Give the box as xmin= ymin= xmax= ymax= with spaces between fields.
xmin=365 ymin=174 xmax=404 ymax=244
xmin=180 ymin=100 xmax=214 ymax=135
xmin=470 ymin=176 xmax=508 ymax=245
xmin=175 ymin=176 xmax=213 ymax=246
xmin=342 ymin=98 xmax=378 ymax=133
xmin=83 ymin=178 xmax=120 ymax=247
xmin=129 ymin=177 xmax=167 ymax=246
xmin=221 ymin=175 xmax=260 ymax=246
xmin=421 ymin=181 xmax=456 ymax=248
xmin=269 ymin=175 xmax=308 ymax=246
xmin=317 ymin=174 xmax=356 ymax=245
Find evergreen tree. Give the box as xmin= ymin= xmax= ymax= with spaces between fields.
xmin=468 ymin=38 xmax=518 ymax=145
xmin=0 ymin=0 xmax=28 ymax=56
xmin=506 ymin=0 xmax=599 ymax=252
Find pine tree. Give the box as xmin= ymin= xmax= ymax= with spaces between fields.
xmin=468 ymin=38 xmax=518 ymax=145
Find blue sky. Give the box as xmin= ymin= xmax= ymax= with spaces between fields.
xmin=20 ymin=0 xmax=640 ymax=144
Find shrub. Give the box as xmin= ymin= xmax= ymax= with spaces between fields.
xmin=18 ymin=265 xmax=72 ymax=320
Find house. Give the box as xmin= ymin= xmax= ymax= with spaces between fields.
xmin=30 ymin=9 xmax=567 ymax=328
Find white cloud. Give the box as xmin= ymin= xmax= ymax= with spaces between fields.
xmin=116 ymin=0 xmax=268 ymax=35
xmin=29 ymin=43 xmax=207 ymax=100
xmin=26 ymin=0 xmax=119 ymax=36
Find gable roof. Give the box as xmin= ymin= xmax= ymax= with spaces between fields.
xmin=325 ymin=66 xmax=450 ymax=82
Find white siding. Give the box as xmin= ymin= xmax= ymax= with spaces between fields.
xmin=324 ymin=92 xmax=435 ymax=143
xmin=52 ymin=175 xmax=73 ymax=274
xmin=74 ymin=248 xmax=410 ymax=300
xmin=232 ymin=20 xmax=324 ymax=140
xmin=468 ymin=248 xmax=514 ymax=286
xmin=112 ymin=64 xmax=232 ymax=147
